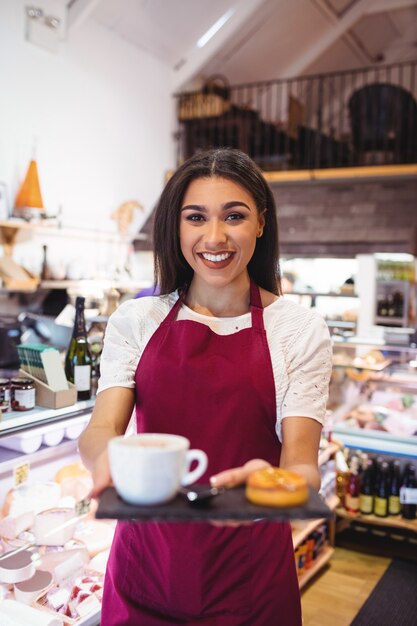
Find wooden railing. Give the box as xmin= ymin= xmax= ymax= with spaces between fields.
xmin=174 ymin=61 xmax=417 ymax=171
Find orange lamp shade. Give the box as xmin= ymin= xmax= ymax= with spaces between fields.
xmin=14 ymin=160 xmax=44 ymax=210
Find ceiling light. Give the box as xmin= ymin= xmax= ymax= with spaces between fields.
xmin=196 ymin=8 xmax=235 ymax=49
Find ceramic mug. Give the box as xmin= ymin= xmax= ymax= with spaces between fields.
xmin=108 ymin=433 xmax=208 ymax=505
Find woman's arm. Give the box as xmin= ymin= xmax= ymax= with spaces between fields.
xmin=279 ymin=416 xmax=322 ymax=490
xmin=210 ymin=417 xmax=322 ymax=490
xmin=79 ymin=387 xmax=135 ymax=496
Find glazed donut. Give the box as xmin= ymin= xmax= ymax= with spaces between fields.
xmin=246 ymin=467 xmax=308 ymax=507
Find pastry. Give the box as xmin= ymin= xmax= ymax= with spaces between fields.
xmin=246 ymin=467 xmax=308 ymax=507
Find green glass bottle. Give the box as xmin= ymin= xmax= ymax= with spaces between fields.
xmin=65 ymin=296 xmax=92 ymax=401
xmin=359 ymin=460 xmax=374 ymax=515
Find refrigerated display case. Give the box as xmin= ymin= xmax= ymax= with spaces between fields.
xmin=0 ymin=400 xmax=107 ymax=626
xmin=329 ymin=339 xmax=417 ymax=458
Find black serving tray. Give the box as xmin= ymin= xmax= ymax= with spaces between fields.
xmin=95 ymin=485 xmax=332 ymax=522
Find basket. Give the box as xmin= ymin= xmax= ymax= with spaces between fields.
xmin=178 ymin=75 xmax=231 ymax=121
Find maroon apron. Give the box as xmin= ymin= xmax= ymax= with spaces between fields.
xmin=101 ymin=281 xmax=302 ymax=626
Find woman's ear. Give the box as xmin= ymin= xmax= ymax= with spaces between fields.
xmin=257 ymin=210 xmax=266 ymax=238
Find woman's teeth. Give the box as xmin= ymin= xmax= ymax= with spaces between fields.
xmin=201 ymin=252 xmax=232 ymax=262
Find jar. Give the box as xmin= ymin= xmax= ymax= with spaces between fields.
xmin=0 ymin=378 xmax=11 ymax=412
xmin=10 ymin=378 xmax=36 ymax=412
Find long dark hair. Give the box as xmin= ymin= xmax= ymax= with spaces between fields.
xmin=153 ymin=148 xmax=281 ymax=295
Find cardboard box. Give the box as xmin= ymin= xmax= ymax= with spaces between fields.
xmin=20 ymin=370 xmax=77 ymax=409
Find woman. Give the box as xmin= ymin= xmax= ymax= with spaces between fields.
xmin=79 ymin=148 xmax=332 ymax=625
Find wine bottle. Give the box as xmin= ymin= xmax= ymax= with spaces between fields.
xmin=359 ymin=460 xmax=374 ymax=515
xmin=400 ymin=465 xmax=417 ymax=520
xmin=388 ymin=460 xmax=401 ymax=516
xmin=345 ymin=456 xmax=360 ymax=514
xmin=65 ymin=297 xmax=92 ymax=401
xmin=374 ymin=461 xmax=389 ymax=518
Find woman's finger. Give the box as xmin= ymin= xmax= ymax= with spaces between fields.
xmin=210 ymin=458 xmax=271 ymax=488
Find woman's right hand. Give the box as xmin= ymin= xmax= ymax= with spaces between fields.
xmin=89 ymin=448 xmax=113 ymax=499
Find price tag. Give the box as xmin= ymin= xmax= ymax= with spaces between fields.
xmin=13 ymin=463 xmax=30 ymax=486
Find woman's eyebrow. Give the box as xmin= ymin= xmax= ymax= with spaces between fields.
xmin=223 ymin=201 xmax=251 ymax=211
xmin=181 ymin=201 xmax=251 ymax=212
xmin=181 ymin=204 xmax=207 ymax=212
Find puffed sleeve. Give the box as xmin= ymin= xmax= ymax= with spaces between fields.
xmin=281 ymin=312 xmax=332 ymax=426
xmin=96 ymin=299 xmax=142 ymax=393
xmin=97 ymin=295 xmax=175 ymax=394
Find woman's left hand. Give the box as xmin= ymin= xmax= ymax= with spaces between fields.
xmin=209 ymin=458 xmax=271 ymax=489
xmin=208 ymin=459 xmax=271 ymax=528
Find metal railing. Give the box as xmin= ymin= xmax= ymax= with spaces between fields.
xmin=175 ymin=60 xmax=417 ymax=171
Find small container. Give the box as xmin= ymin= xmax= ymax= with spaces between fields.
xmin=0 ymin=378 xmax=10 ymax=412
xmin=10 ymin=378 xmax=36 ymax=412
xmin=0 ymin=549 xmax=35 ymax=584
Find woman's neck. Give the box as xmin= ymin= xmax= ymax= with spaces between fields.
xmin=184 ymin=276 xmax=251 ymax=318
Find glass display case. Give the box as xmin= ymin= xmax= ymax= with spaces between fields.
xmin=329 ymin=339 xmax=417 ymax=457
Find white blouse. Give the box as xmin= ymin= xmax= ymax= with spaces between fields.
xmin=98 ymin=293 xmax=333 ymax=441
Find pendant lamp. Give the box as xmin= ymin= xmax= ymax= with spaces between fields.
xmin=14 ymin=159 xmax=45 ymax=220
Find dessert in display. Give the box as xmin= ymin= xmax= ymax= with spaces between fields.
xmin=0 ymin=464 xmax=115 ymax=624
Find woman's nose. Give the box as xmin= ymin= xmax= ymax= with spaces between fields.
xmin=204 ymin=219 xmax=227 ymax=244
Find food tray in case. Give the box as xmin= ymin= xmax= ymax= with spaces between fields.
xmin=95 ymin=486 xmax=332 ymax=522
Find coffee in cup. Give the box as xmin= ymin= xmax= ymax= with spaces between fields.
xmin=108 ymin=433 xmax=208 ymax=505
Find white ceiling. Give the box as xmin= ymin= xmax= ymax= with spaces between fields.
xmin=70 ymin=0 xmax=417 ymax=89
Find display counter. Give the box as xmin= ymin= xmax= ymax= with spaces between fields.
xmin=0 ymin=401 xmax=105 ymax=626
xmin=329 ymin=339 xmax=417 ymax=458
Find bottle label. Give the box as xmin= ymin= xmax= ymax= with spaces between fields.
xmin=374 ymin=496 xmax=388 ymax=516
xmin=388 ymin=495 xmax=401 ymax=515
xmin=74 ymin=365 xmax=91 ymax=392
xmin=345 ymin=494 xmax=359 ymax=513
xmin=400 ymin=487 xmax=417 ymax=505
xmin=359 ymin=494 xmax=373 ymax=514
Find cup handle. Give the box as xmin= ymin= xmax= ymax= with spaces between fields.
xmin=181 ymin=449 xmax=208 ymax=486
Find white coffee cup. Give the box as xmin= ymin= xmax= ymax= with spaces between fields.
xmin=108 ymin=433 xmax=208 ymax=505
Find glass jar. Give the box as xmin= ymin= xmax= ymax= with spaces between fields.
xmin=0 ymin=378 xmax=10 ymax=412
xmin=10 ymin=378 xmax=36 ymax=411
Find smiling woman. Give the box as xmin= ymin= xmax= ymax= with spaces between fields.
xmin=79 ymin=148 xmax=333 ymax=626
xmin=178 ymin=177 xmax=265 ymax=310
xmin=153 ymin=148 xmax=280 ymax=300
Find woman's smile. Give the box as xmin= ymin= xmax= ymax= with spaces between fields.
xmin=197 ymin=251 xmax=236 ymax=268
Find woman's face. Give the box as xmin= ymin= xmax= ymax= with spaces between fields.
xmin=179 ymin=176 xmax=264 ymax=290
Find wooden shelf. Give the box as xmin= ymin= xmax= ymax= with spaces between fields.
xmin=0 ymin=279 xmax=153 ymax=294
xmin=292 ymin=518 xmax=327 ymax=549
xmin=336 ymin=508 xmax=417 ymax=533
xmin=263 ymin=163 xmax=417 ymax=183
xmin=39 ymin=279 xmax=152 ymax=292
xmin=298 ymin=546 xmax=334 ymax=590
xmin=0 ymin=220 xmax=147 ymax=243
xmin=292 ymin=495 xmax=338 ymax=548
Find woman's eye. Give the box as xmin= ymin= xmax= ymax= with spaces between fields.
xmin=186 ymin=214 xmax=204 ymax=222
xmin=226 ymin=213 xmax=244 ymax=221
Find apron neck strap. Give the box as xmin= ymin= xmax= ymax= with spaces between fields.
xmin=165 ymin=279 xmax=265 ymax=330
xmin=249 ymin=279 xmax=265 ymax=331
